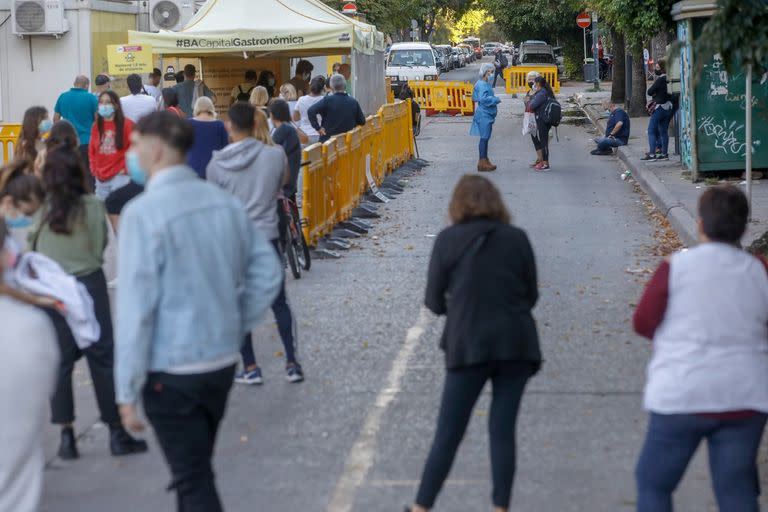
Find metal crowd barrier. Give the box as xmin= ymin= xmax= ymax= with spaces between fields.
xmin=0 ymin=124 xmax=21 ymax=164
xmin=301 ymin=100 xmax=414 ymax=246
xmin=504 ymin=65 xmax=561 ymax=95
xmin=407 ymin=80 xmax=474 ymax=116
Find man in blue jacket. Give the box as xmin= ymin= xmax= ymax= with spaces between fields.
xmin=308 ymin=74 xmax=366 ymax=142
xmin=115 ymin=112 xmax=281 ymax=512
xmin=591 ymin=100 xmax=631 ymax=155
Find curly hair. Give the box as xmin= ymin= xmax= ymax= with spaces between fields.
xmin=16 ymin=106 xmax=48 ymax=162
xmin=41 ymin=148 xmax=88 ymax=235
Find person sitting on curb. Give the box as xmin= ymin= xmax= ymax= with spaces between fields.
xmin=591 ymin=100 xmax=630 ymax=156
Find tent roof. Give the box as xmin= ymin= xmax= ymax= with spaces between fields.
xmin=129 ymin=0 xmax=384 ymax=56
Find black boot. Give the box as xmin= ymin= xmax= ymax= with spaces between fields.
xmin=58 ymin=426 xmax=79 ymax=460
xmin=110 ymin=425 xmax=148 ymax=456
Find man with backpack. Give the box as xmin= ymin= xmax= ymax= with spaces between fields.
xmin=230 ymin=70 xmax=259 ymax=104
xmin=173 ymin=64 xmax=215 ymax=117
xmin=492 ymin=48 xmax=509 ymax=88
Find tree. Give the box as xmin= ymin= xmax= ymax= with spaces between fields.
xmin=590 ymin=0 xmax=675 ymax=116
xmin=686 ymin=0 xmax=768 ymax=209
xmin=610 ymin=27 xmax=626 ymax=103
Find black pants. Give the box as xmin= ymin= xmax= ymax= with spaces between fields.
xmin=143 ymin=365 xmax=235 ymax=512
xmin=48 ymin=269 xmax=120 ymax=425
xmin=415 ymin=361 xmax=535 ymax=509
xmin=532 ymin=120 xmax=551 ymax=162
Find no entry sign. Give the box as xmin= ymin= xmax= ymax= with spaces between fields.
xmin=342 ymin=2 xmax=357 ymax=14
xmin=576 ymin=12 xmax=591 ymax=29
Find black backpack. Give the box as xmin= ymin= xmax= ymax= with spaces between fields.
xmin=543 ymin=96 xmax=562 ymax=126
xmin=236 ymin=85 xmax=255 ymax=102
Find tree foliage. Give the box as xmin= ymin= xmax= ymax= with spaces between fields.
xmin=481 ymin=0 xmax=581 ymax=43
xmin=590 ymin=0 xmax=675 ymax=45
xmin=691 ymin=0 xmax=768 ymax=76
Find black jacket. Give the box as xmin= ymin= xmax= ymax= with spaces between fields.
xmin=425 ymin=218 xmax=542 ymax=370
xmin=308 ymin=92 xmax=366 ymax=142
xmin=272 ymin=123 xmax=301 ymax=197
xmin=647 ymin=74 xmax=670 ymax=105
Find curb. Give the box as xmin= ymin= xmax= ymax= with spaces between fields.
xmin=574 ymin=95 xmax=698 ymax=247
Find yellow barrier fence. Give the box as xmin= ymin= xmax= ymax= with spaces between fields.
xmin=504 ymin=65 xmax=561 ymax=95
xmin=386 ymin=77 xmax=395 ymax=104
xmin=0 ymin=124 xmax=21 ymax=164
xmin=301 ymin=100 xmax=415 ymax=246
xmin=407 ymin=80 xmax=473 ymax=116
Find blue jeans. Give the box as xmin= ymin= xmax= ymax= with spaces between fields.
xmin=647 ymin=107 xmax=673 ymax=155
xmin=595 ymin=136 xmax=626 ymax=152
xmin=636 ymin=412 xmax=768 ymax=512
xmin=479 ymin=125 xmax=493 ymax=160
xmin=240 ymin=239 xmax=297 ymax=367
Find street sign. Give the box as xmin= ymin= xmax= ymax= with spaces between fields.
xmin=576 ymin=12 xmax=591 ymax=29
xmin=342 ymin=2 xmax=356 ymax=14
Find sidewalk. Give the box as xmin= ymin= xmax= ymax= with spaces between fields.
xmin=574 ymin=85 xmax=768 ymax=248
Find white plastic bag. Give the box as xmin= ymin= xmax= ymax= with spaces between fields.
xmin=522 ymin=111 xmax=537 ymax=136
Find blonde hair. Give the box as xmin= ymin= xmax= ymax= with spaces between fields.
xmin=249 ymin=86 xmax=269 ymax=107
xmin=193 ymin=96 xmax=217 ymax=117
xmin=253 ymin=108 xmax=273 ymax=145
xmin=279 ymin=83 xmax=298 ymax=101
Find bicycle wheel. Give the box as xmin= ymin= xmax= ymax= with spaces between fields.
xmin=285 ymin=225 xmax=301 ymax=279
xmin=297 ymin=227 xmax=312 ymax=271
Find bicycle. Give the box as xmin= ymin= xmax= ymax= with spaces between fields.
xmin=280 ymin=194 xmax=311 ymax=279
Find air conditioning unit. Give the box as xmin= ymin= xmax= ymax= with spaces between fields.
xmin=149 ymin=0 xmax=195 ymax=32
xmin=12 ymin=0 xmax=70 ymax=37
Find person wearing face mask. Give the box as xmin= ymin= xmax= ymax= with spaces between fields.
xmin=258 ymin=69 xmax=278 ymax=98
xmin=0 ymin=159 xmax=45 ymax=248
xmin=116 ymin=111 xmax=281 ymax=511
xmin=31 ymin=147 xmax=148 ymax=461
xmin=15 ymin=106 xmax=52 ymax=164
xmin=591 ymin=100 xmax=631 ymax=155
xmin=527 ymin=76 xmax=556 ymax=171
xmin=523 ymin=71 xmax=542 ymax=168
xmin=0 ymin=219 xmax=60 ymax=512
xmin=470 ymin=63 xmax=501 ymax=172
xmin=89 ymin=90 xmax=133 ymax=199
xmin=288 ymin=59 xmax=314 ymax=97
xmin=642 ymin=59 xmax=673 ymax=161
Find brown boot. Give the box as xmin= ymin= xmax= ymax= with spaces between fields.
xmin=486 ymin=159 xmax=498 ymax=170
xmin=478 ymin=158 xmax=495 ymax=172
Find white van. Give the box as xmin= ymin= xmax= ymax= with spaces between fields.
xmin=386 ymin=42 xmax=439 ymax=93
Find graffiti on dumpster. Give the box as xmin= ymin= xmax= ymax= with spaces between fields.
xmin=707 ymin=55 xmax=729 ymax=98
xmin=699 ymin=116 xmax=761 ymax=157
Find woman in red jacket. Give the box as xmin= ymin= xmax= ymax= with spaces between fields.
xmin=88 ymin=90 xmax=133 ymax=199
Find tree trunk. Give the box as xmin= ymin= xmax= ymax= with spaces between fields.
xmin=627 ymin=41 xmax=648 ymax=117
xmin=610 ymin=28 xmax=626 ymax=104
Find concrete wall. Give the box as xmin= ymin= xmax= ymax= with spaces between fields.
xmin=0 ymin=0 xmax=138 ymax=124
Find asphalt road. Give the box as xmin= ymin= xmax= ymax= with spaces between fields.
xmin=40 ymin=68 xmax=718 ymax=511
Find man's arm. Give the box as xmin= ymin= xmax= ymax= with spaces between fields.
xmin=308 ymin=98 xmax=326 ymax=131
xmin=114 ymin=206 xmax=162 ymax=405
xmin=355 ymin=101 xmax=366 ymax=126
xmin=608 ymin=121 xmax=624 ymax=138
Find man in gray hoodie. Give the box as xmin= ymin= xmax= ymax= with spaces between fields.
xmin=207 ymin=102 xmax=304 ymax=384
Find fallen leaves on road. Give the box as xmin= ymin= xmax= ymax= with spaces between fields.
xmin=633 ymin=184 xmax=684 ymax=257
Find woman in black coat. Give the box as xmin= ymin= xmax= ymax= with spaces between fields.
xmin=406 ymin=175 xmax=542 ymax=512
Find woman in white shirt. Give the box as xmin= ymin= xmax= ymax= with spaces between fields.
xmin=633 ymin=185 xmax=768 ymax=512
xmin=293 ymin=76 xmax=325 ymax=145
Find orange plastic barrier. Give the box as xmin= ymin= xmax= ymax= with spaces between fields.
xmin=407 ymin=80 xmax=473 ymax=116
xmin=504 ymin=65 xmax=561 ymax=94
xmin=301 ymin=100 xmax=415 ymax=246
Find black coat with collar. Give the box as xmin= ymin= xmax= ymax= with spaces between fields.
xmin=425 ymin=218 xmax=542 ymax=370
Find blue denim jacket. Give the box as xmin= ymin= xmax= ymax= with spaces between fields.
xmin=115 ymin=165 xmax=281 ymax=404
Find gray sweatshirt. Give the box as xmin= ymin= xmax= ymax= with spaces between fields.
xmin=206 ymin=138 xmax=288 ymax=241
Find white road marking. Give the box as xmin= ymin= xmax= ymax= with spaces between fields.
xmin=327 ymin=307 xmax=433 ymax=512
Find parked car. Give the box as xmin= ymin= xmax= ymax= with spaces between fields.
xmin=436 ymin=45 xmax=454 ymax=71
xmin=553 ymin=46 xmax=566 ymax=79
xmin=462 ymin=47 xmax=473 ymax=64
xmin=386 ymin=42 xmax=440 ymax=95
xmin=519 ymin=42 xmax=556 ymax=66
xmin=483 ymin=42 xmax=501 ymax=55
xmin=432 ymin=45 xmax=446 ymax=73
xmin=452 ymin=47 xmax=466 ymax=67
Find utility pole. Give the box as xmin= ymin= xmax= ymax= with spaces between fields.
xmin=591 ymin=11 xmax=600 ymax=89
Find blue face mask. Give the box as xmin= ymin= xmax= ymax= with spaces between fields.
xmin=98 ymin=104 xmax=115 ymax=118
xmin=126 ymin=152 xmax=147 ymax=186
xmin=38 ymin=119 xmax=53 ymax=135
xmin=6 ymin=215 xmax=33 ymax=229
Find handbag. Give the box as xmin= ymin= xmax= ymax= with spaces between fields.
xmin=645 ymin=101 xmax=657 ymax=116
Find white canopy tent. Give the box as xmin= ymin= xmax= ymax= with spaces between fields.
xmin=128 ymin=0 xmax=386 ymax=113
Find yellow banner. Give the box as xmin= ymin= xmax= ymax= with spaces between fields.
xmin=107 ymin=44 xmax=154 ymax=75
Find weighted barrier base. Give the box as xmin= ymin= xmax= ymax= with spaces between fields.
xmin=324 ymin=237 xmax=352 ymax=250
xmin=339 ymin=219 xmax=370 ymax=234
xmin=312 ymin=248 xmax=342 ymax=259
xmin=353 ymin=204 xmax=380 ymax=219
xmin=332 ymin=228 xmax=361 ymax=239
xmin=412 ymin=158 xmax=431 ymax=167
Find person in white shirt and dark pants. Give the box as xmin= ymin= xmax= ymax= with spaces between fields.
xmin=120 ymin=74 xmax=157 ymax=123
